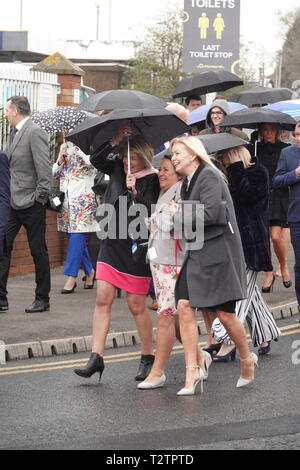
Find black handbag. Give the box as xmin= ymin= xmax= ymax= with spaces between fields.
xmin=46 ymin=188 xmax=65 ymax=212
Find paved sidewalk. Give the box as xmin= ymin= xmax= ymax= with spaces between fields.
xmin=0 ymin=263 xmax=299 ymax=361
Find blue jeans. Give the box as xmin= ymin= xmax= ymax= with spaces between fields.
xmin=289 ymin=222 xmax=300 ymax=305
xmin=64 ymin=233 xmax=93 ymax=278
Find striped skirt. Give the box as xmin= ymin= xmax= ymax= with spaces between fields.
xmin=211 ymin=269 xmax=281 ymax=347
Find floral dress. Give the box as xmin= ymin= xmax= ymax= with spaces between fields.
xmin=52 ymin=142 xmax=99 ymax=234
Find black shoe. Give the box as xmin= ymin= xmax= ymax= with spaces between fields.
xmin=61 ymin=283 xmax=77 ymax=294
xmin=0 ymin=297 xmax=8 ymax=312
xmin=262 ymin=275 xmax=276 ymax=293
xmin=203 ymin=343 xmax=222 ymax=355
xmin=135 ymin=354 xmax=155 ymax=381
xmin=74 ymin=353 xmax=104 ymax=381
xmin=25 ymin=300 xmax=50 ymax=313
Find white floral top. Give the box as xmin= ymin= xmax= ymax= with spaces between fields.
xmin=52 ymin=142 xmax=99 ymax=233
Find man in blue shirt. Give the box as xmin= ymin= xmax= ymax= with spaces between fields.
xmin=273 ymin=122 xmax=300 ymax=308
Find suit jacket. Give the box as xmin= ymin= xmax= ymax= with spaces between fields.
xmin=0 ymin=151 xmax=11 ymax=255
xmin=273 ymin=145 xmax=300 ymax=223
xmin=175 ymin=163 xmax=247 ymax=309
xmin=5 ymin=119 xmax=52 ymax=210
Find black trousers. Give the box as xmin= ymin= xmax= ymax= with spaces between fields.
xmin=0 ymin=202 xmax=51 ymax=301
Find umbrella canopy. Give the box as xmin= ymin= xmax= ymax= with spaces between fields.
xmin=264 ymin=100 xmax=300 ymax=120
xmin=31 ymin=106 xmax=95 ymax=133
xmin=197 ymin=133 xmax=249 ymax=155
xmin=229 ymin=86 xmax=293 ymax=106
xmin=78 ymin=89 xmax=167 ymax=112
xmin=188 ymin=102 xmax=247 ymax=126
xmin=220 ymin=107 xmax=296 ymax=130
xmin=66 ymin=108 xmax=191 ymax=154
xmin=172 ymin=71 xmax=243 ymax=99
xmin=152 ymin=133 xmax=248 ymax=169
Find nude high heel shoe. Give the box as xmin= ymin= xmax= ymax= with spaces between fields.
xmin=236 ymin=353 xmax=258 ymax=388
xmin=177 ymin=366 xmax=204 ymax=396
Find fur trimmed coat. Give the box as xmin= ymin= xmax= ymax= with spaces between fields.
xmin=227 ymin=159 xmax=273 ymax=272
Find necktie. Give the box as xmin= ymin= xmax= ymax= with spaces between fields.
xmin=181 ymin=178 xmax=188 ymax=199
xmin=9 ymin=127 xmax=18 ymax=144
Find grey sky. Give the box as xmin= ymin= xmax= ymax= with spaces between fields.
xmin=0 ymin=0 xmax=299 ymax=57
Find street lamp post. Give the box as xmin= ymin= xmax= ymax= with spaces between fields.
xmin=20 ymin=0 xmax=23 ymax=30
xmin=96 ymin=2 xmax=100 ymax=40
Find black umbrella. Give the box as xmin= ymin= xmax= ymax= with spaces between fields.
xmin=220 ymin=107 xmax=296 ymax=130
xmin=153 ymin=133 xmax=249 ymax=168
xmin=172 ymin=71 xmax=243 ymax=99
xmin=78 ymin=89 xmax=167 ymax=112
xmin=66 ymin=108 xmax=190 ymax=154
xmin=197 ymin=133 xmax=249 ymax=155
xmin=229 ymin=86 xmax=293 ymax=106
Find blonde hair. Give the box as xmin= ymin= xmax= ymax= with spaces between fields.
xmin=170 ymin=136 xmax=223 ymax=173
xmin=223 ymin=146 xmax=253 ymax=169
xmin=119 ymin=135 xmax=154 ymax=169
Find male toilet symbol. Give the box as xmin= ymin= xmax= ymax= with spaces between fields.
xmin=198 ymin=13 xmax=209 ymax=39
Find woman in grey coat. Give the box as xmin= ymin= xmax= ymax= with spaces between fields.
xmin=170 ymin=136 xmax=258 ymax=396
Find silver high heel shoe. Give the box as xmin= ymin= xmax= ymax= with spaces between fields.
xmin=177 ymin=366 xmax=204 ymax=396
xmin=202 ymin=351 xmax=212 ymax=382
xmin=236 ymin=353 xmax=258 ymax=388
xmin=137 ymin=373 xmax=166 ymax=390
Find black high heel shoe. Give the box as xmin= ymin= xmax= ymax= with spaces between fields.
xmin=262 ymin=275 xmax=276 ymax=294
xmin=203 ymin=343 xmax=222 ymax=355
xmin=74 ymin=353 xmax=104 ymax=381
xmin=283 ymin=280 xmax=293 ymax=289
xmin=61 ymin=282 xmax=77 ymax=294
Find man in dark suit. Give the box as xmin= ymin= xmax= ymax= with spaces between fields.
xmin=0 ymin=96 xmax=52 ymax=313
xmin=0 ymin=151 xmax=10 ymax=260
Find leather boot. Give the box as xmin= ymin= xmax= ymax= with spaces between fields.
xmin=135 ymin=354 xmax=155 ymax=381
xmin=74 ymin=353 xmax=104 ymax=381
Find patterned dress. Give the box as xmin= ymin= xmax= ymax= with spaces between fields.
xmin=52 ymin=142 xmax=99 ymax=234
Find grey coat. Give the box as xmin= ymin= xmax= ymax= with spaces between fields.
xmin=175 ymin=163 xmax=247 ymax=309
xmin=147 ymin=180 xmax=185 ymax=266
xmin=5 ymin=119 xmax=52 ymax=210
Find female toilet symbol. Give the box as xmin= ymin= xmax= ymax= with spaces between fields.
xmin=213 ymin=13 xmax=225 ymax=40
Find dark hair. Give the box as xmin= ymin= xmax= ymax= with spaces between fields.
xmin=185 ymin=94 xmax=202 ymax=106
xmin=7 ymin=96 xmax=31 ymax=116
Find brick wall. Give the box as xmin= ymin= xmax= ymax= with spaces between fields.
xmin=9 ymin=211 xmax=67 ymax=277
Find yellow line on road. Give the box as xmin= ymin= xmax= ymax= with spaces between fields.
xmin=0 ymin=325 xmax=299 ymax=377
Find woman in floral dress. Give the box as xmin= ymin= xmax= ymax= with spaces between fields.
xmin=53 ymin=140 xmax=99 ymax=293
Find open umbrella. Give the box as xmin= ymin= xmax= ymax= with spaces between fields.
xmin=229 ymin=86 xmax=293 ymax=106
xmin=152 ymin=134 xmax=248 ymax=169
xmin=264 ymin=100 xmax=300 ymax=120
xmin=66 ymin=107 xmax=190 ymax=155
xmin=31 ymin=106 xmax=95 ymax=133
xmin=188 ymin=102 xmax=247 ymax=126
xmin=220 ymin=107 xmax=296 ymax=130
xmin=172 ymin=71 xmax=243 ymax=99
xmin=78 ymin=89 xmax=167 ymax=112
xmin=197 ymin=133 xmax=249 ymax=155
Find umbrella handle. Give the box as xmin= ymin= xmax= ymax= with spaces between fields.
xmin=127 ymin=136 xmax=133 ymax=192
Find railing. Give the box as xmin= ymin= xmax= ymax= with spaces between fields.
xmin=0 ymin=64 xmax=60 ymax=149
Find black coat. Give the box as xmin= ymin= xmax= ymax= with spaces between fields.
xmin=227 ymin=160 xmax=273 ymax=272
xmin=256 ymin=140 xmax=290 ymax=223
xmin=0 ymin=151 xmax=10 ymax=256
xmin=90 ymin=142 xmax=160 ymax=239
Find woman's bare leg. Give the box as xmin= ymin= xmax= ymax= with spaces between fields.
xmin=91 ymin=280 xmax=116 ymax=356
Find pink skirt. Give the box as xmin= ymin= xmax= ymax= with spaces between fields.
xmin=96 ymin=262 xmax=151 ymax=295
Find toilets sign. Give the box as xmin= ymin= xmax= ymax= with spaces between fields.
xmin=183 ymin=0 xmax=241 ymax=74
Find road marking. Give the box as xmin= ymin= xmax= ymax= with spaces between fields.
xmin=0 ymin=324 xmax=299 ymax=376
